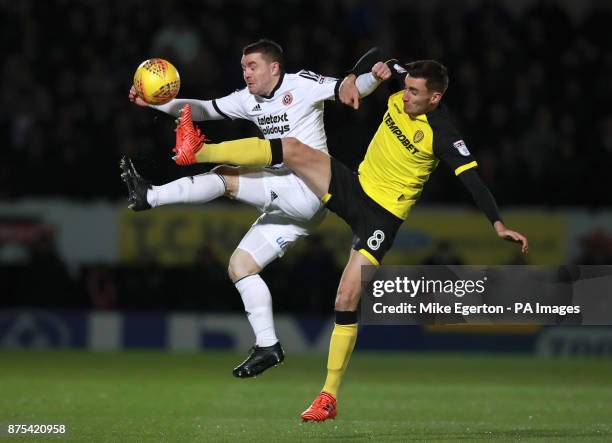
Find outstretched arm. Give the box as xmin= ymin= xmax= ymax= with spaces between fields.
xmin=459 ymin=170 xmax=529 ymax=253
xmin=129 ymin=85 xmax=226 ymax=121
xmin=430 ymin=107 xmax=529 ymax=254
xmin=149 ymin=98 xmax=225 ymax=121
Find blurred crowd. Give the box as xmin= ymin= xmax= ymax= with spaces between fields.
xmin=1 ymin=0 xmax=611 ymax=312
xmin=1 ymin=233 xmax=344 ymax=312
xmin=1 ymin=0 xmax=611 ymax=207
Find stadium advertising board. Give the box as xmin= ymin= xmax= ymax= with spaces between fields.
xmin=120 ymin=206 xmax=565 ymax=266
xmin=2 ymin=310 xmax=612 ymax=356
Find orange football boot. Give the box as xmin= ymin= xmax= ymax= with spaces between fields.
xmin=300 ymin=391 xmax=337 ymax=422
xmin=172 ymin=104 xmax=208 ymax=165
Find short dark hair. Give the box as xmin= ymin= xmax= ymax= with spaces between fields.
xmin=405 ymin=60 xmax=449 ymax=94
xmin=243 ymin=39 xmax=284 ymax=70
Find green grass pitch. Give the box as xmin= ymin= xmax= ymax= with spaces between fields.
xmin=1 ymin=351 xmax=611 ymax=442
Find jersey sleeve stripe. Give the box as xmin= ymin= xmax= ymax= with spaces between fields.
xmin=212 ymin=99 xmax=232 ymax=120
xmin=298 ymin=71 xmax=320 ymax=81
xmin=358 ymin=248 xmax=380 ymax=266
xmin=454 ymin=161 xmax=478 ymax=176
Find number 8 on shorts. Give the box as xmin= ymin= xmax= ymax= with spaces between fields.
xmin=367 ymin=230 xmax=385 ymax=251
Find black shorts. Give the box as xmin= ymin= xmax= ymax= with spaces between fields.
xmin=325 ymin=157 xmax=403 ymax=264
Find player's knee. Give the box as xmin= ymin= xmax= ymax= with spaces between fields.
xmin=211 ymin=165 xmax=240 ymax=177
xmin=228 ymin=250 xmax=261 ymax=282
xmin=281 ymin=137 xmax=307 ymax=166
xmin=211 ymin=165 xmax=238 ymax=198
xmin=335 ymin=280 xmax=362 ymax=311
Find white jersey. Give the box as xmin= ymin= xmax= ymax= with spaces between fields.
xmin=153 ymin=71 xmax=381 ymax=152
xmin=212 ymin=71 xmax=338 ymax=153
xmin=149 ymin=70 xmax=381 ymax=262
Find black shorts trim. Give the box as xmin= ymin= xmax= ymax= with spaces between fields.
xmin=325 ymin=157 xmax=402 ymax=264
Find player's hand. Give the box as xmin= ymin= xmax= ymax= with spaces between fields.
xmin=494 ymin=221 xmax=529 ymax=253
xmin=371 ymin=61 xmax=391 ymax=81
xmin=129 ymin=86 xmax=148 ymax=107
xmin=339 ymin=74 xmax=361 ymax=110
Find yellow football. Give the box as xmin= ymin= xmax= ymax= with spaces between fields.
xmin=133 ymin=58 xmax=180 ymax=105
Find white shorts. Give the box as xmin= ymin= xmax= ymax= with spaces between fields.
xmin=235 ymin=167 xmax=326 ymax=268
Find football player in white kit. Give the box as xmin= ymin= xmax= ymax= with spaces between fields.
xmin=123 ymin=40 xmax=389 ymax=377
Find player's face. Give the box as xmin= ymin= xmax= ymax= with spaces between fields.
xmin=241 ymin=53 xmax=280 ymax=96
xmin=402 ymin=77 xmax=442 ymax=117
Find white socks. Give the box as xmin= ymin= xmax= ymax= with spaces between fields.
xmin=235 ymin=274 xmax=278 ymax=347
xmin=146 ymin=174 xmax=278 ymax=348
xmin=147 ymin=173 xmax=225 ymax=207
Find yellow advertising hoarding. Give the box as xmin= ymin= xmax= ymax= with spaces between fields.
xmin=119 ymin=204 xmax=261 ymax=265
xmin=119 ymin=205 xmax=565 ymax=266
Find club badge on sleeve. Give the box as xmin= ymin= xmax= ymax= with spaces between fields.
xmin=453 ymin=140 xmax=471 ymax=156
